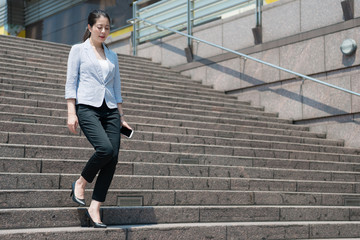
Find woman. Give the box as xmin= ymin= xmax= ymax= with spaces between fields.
xmin=65 ymin=9 xmax=131 ymax=228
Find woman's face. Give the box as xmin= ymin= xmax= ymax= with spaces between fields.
xmin=88 ymin=16 xmax=110 ymax=44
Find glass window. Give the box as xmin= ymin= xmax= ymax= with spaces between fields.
xmin=26 ymin=0 xmax=133 ymax=45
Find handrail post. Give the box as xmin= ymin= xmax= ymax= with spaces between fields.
xmin=252 ymin=0 xmax=263 ymax=44
xmin=132 ymin=1 xmax=138 ymax=56
xmin=187 ymin=0 xmax=194 ymax=48
xmin=185 ymin=0 xmax=195 ymax=62
xmin=256 ymin=0 xmax=263 ymax=27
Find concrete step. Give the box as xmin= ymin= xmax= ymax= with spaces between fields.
xmin=0 ymin=35 xmax=70 ymax=51
xmin=0 ymin=50 xmax=173 ymax=75
xmin=0 ymin=87 xmax=254 ymax=113
xmin=0 ymin=144 xmax=359 ymax=165
xmin=0 ymin=73 xmax=221 ymax=100
xmin=0 ymin=111 xmax=308 ymax=137
xmin=2 ymin=189 xmax=360 ymax=208
xmin=0 ymin=65 xmax=197 ymax=83
xmin=2 ymin=221 xmax=360 ymax=240
xmin=0 ymin=226 xmax=124 ymax=240
xmin=0 ymin=64 xmax=193 ymax=84
xmin=1 ymin=171 xmax=360 ymax=194
xmin=0 ymin=85 xmax=243 ymax=110
xmin=0 ymin=75 xmax=227 ymax=101
xmin=1 ymin=206 xmax=360 ymax=230
xmin=0 ymin=54 xmax=178 ymax=73
xmin=0 ymin=120 xmax=340 ymax=147
xmin=2 ymin=131 xmax=352 ymax=157
xmin=2 ymin=143 xmax=359 ymax=163
xmin=0 ymin=79 xmax=240 ymax=105
xmin=2 ymin=222 xmax=360 ymax=240
xmin=0 ymin=94 xmax=274 ymax=119
xmin=0 ymin=101 xmax=310 ymax=138
xmin=0 ymin=35 xmax=151 ymax=60
xmin=1 ymin=158 xmax=360 ymax=183
xmin=0 ymin=45 xmax=159 ymax=67
xmin=0 ymin=59 xmax=188 ymax=79
xmin=0 ymin=104 xmax=294 ymax=126
xmin=0 ymin=50 xmax=167 ymax=75
xmin=3 ymin=154 xmax=360 ymax=173
xmin=2 ymin=99 xmax=276 ymax=124
xmin=0 ymin=48 xmax=67 ymax=63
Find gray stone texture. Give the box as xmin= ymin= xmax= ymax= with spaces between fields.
xmin=302 ymin=74 xmax=352 ymax=119
xmin=175 ymin=191 xmax=253 ymax=205
xmin=137 ymin=39 xmax=163 ymax=63
xmin=0 ymin=228 xmax=125 ymax=240
xmin=102 ymin=206 xmax=200 ymax=225
xmin=182 ymin=66 xmax=208 ymax=85
xmin=222 ymin=13 xmax=255 ymax=51
xmin=280 ymin=37 xmax=325 ymax=79
xmin=200 ymin=206 xmax=279 ymax=222
xmin=280 ymin=207 xmax=350 ymax=221
xmin=301 ymin=0 xmax=345 ymax=32
xmin=193 ymin=24 xmax=223 ymax=60
xmin=261 ymin=80 xmax=303 ymax=120
xmin=356 ymin=0 xmax=360 ymax=18
xmin=161 ymin=35 xmax=188 ymax=67
xmin=0 ymin=208 xmax=80 ymax=229
xmin=308 ymin=119 xmax=360 ymax=148
xmin=310 ymin=223 xmax=360 ymax=238
xmin=127 ymin=224 xmax=226 ymax=240
xmin=237 ymin=90 xmax=262 ymax=107
xmin=206 ymin=58 xmax=241 ymax=91
xmin=262 ymin=0 xmax=301 ymax=43
xmin=241 ymin=48 xmax=281 ymax=88
xmin=227 ymin=223 xmax=309 ymax=240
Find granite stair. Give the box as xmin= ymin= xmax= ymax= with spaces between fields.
xmin=1 ymin=34 xmax=360 ymax=239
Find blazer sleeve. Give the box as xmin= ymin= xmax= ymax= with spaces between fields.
xmin=113 ymin=53 xmax=123 ymax=103
xmin=65 ymin=45 xmax=81 ymax=99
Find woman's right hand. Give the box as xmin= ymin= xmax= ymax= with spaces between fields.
xmin=67 ymin=114 xmax=79 ymax=134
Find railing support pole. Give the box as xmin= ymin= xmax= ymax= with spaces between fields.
xmin=252 ymin=0 xmax=263 ymax=44
xmin=132 ymin=1 xmax=138 ymax=56
xmin=185 ymin=0 xmax=194 ymax=62
xmin=187 ymin=0 xmax=194 ymax=48
xmin=256 ymin=0 xmax=263 ymax=27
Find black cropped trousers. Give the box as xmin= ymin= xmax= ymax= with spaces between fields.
xmin=76 ymin=101 xmax=121 ymax=202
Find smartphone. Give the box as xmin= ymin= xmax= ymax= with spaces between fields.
xmin=120 ymin=125 xmax=134 ymax=138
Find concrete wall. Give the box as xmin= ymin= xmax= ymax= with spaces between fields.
xmin=109 ymin=0 xmax=360 ymax=147
xmin=132 ymin=0 xmax=355 ymax=66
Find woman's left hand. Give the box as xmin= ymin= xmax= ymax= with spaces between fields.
xmin=121 ymin=120 xmax=132 ymax=130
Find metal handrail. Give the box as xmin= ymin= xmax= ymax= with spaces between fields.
xmin=128 ymin=16 xmax=360 ymax=97
xmin=134 ymin=0 xmax=255 ymax=44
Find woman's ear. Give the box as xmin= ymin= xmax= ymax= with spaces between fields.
xmin=88 ymin=24 xmax=92 ymax=33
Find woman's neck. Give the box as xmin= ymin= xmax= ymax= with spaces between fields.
xmin=89 ymin=37 xmax=103 ymax=49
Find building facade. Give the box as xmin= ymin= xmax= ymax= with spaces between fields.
xmin=0 ymin=0 xmax=154 ymax=45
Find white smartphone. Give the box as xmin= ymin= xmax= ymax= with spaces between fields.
xmin=120 ymin=125 xmax=134 ymax=138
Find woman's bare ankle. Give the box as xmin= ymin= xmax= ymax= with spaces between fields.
xmin=88 ymin=200 xmax=102 ymax=223
xmin=75 ymin=177 xmax=86 ymax=199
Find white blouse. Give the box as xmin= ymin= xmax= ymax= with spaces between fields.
xmin=98 ymin=59 xmax=109 ymax=80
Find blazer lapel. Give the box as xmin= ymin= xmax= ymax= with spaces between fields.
xmin=103 ymin=44 xmax=115 ymax=84
xmin=84 ymin=39 xmax=104 ymax=83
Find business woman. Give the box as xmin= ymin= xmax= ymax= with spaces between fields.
xmin=65 ymin=10 xmax=131 ymax=228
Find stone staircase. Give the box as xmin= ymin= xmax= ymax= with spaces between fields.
xmin=1 ymin=34 xmax=360 ymax=239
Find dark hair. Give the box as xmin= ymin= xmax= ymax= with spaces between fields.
xmin=83 ymin=9 xmax=111 ymax=42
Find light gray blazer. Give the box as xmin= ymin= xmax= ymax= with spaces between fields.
xmin=65 ymin=38 xmax=122 ymax=109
